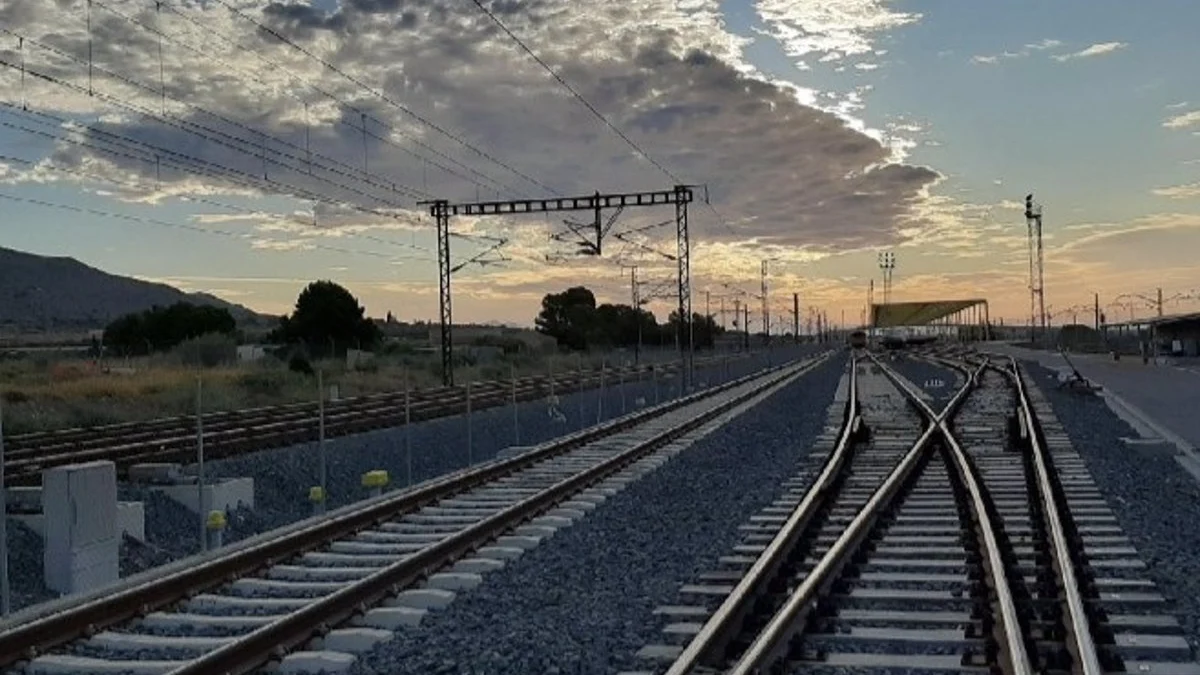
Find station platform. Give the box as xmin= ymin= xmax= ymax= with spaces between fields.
xmin=986 ymin=343 xmax=1200 ymax=453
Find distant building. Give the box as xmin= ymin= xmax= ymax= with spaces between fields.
xmin=236 ymin=344 xmax=267 ymax=362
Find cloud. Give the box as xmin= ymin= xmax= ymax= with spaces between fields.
xmin=1 ymin=0 xmax=943 ymax=269
xmin=748 ymin=0 xmax=920 ymax=154
xmin=1051 ymin=41 xmax=1128 ymax=62
xmin=971 ymin=39 xmax=1062 ymax=65
xmin=1153 ymin=182 xmax=1200 ymax=199
xmin=753 ymin=0 xmax=921 ymax=62
xmin=1164 ymin=110 xmax=1200 ymax=130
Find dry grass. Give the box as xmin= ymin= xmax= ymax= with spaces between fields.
xmin=0 ymin=347 xmax=665 ymax=435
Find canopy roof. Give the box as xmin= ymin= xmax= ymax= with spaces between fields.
xmin=1104 ymin=311 xmax=1200 ymax=329
xmin=872 ymin=299 xmax=987 ymax=328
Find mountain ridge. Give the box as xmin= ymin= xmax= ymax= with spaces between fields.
xmin=0 ymin=246 xmax=272 ymax=331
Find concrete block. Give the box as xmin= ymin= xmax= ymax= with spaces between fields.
xmin=12 ymin=501 xmax=144 ymax=542
xmin=118 ymin=501 xmax=145 ymax=542
xmin=155 ymin=478 xmax=254 ymax=515
xmin=6 ymin=486 xmax=42 ymax=513
xmin=128 ymin=463 xmax=185 ymax=485
xmin=43 ymin=461 xmax=119 ymax=595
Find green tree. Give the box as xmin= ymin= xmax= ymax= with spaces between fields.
xmin=103 ymin=302 xmax=236 ymax=355
xmin=535 ymin=286 xmax=597 ymax=350
xmin=271 ymin=280 xmax=381 ymax=356
xmin=665 ymin=311 xmax=722 ymax=349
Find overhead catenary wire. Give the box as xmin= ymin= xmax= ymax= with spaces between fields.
xmin=468 ymin=0 xmax=742 ymax=242
xmin=467 ymin=0 xmax=682 ymax=185
xmin=0 ymin=190 xmax=426 ymax=263
xmin=201 ymin=0 xmax=559 ymax=196
xmin=0 ymin=27 xmax=430 ymax=206
xmin=90 ymin=0 xmax=520 ymax=199
xmin=0 ymin=150 xmax=432 ymax=258
xmin=0 ymin=101 xmax=427 ymax=251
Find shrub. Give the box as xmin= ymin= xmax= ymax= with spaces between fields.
xmin=288 ymin=354 xmax=315 ymax=376
xmin=238 ymin=369 xmax=287 ymax=396
xmin=174 ymin=333 xmax=238 ymax=368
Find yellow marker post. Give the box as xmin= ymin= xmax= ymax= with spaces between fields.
xmin=361 ymin=470 xmax=389 ymax=498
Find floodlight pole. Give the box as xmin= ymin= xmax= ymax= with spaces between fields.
xmin=1024 ymin=193 xmax=1046 ymax=344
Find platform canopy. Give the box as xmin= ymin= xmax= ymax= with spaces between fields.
xmin=872 ymin=299 xmax=987 ymax=328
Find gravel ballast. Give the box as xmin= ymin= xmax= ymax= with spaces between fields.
xmin=1023 ymin=360 xmax=1200 ymax=650
xmin=885 ymin=354 xmax=962 ymax=405
xmin=347 ymin=354 xmax=846 ymax=675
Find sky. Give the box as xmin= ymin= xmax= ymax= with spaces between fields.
xmin=1 ymin=0 xmax=1199 ymax=331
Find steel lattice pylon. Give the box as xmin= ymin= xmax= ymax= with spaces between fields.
xmin=434 ymin=200 xmax=453 ymax=386
xmin=674 ymin=185 xmax=693 ymax=390
xmin=428 ymin=187 xmax=695 ymax=387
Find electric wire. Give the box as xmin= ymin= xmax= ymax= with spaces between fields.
xmin=203 ymin=0 xmax=559 ymax=196
xmin=0 ymin=101 xmax=428 ymax=249
xmin=0 ymin=190 xmax=426 ymax=263
xmin=0 ymin=27 xmax=430 ymax=207
xmin=0 ymin=150 xmax=431 ymax=258
xmin=467 ymin=0 xmax=741 ymax=240
xmin=93 ymin=0 xmax=520 ymax=199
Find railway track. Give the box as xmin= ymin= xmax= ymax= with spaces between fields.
xmin=630 ymin=351 xmax=1198 ymax=675
xmin=3 ymin=353 xmax=750 ymax=487
xmin=0 ymin=353 xmax=829 ymax=675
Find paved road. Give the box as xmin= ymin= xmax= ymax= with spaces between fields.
xmin=985 ymin=343 xmax=1200 ymax=451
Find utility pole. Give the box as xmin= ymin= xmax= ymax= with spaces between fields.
xmin=760 ymin=260 xmax=770 ymax=346
xmin=792 ymin=293 xmax=800 ymax=344
xmin=623 ymin=264 xmax=643 ymax=364
xmin=742 ymin=304 xmax=750 ymax=350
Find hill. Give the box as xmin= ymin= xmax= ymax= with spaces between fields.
xmin=0 ymin=246 xmax=271 ymax=332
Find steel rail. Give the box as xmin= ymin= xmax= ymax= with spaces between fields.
xmin=2 ymin=353 xmax=750 ymax=485
xmin=159 ymin=357 xmax=825 ymax=675
xmin=725 ymin=356 xmax=978 ymax=675
xmin=1005 ymin=356 xmax=1103 ymax=675
xmin=6 ymin=358 xmax=688 ymax=448
xmin=4 ymin=357 xmax=690 ymax=451
xmin=877 ymin=356 xmax=1034 ymax=675
xmin=663 ymin=356 xmax=862 ymax=674
xmin=0 ymin=353 xmax=827 ymax=668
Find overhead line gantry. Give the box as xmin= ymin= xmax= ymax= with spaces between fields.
xmin=425 ymin=186 xmax=696 ymax=387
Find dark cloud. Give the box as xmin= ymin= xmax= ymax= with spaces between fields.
xmin=261 ymin=2 xmax=347 ymax=40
